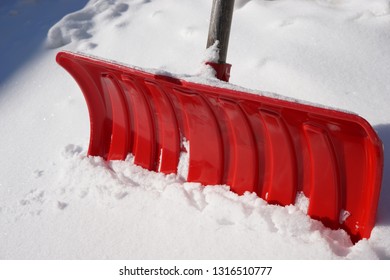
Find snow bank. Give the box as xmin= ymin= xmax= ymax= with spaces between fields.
xmin=1 ymin=144 xmax=374 ymax=259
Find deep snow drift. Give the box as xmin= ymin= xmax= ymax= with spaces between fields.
xmin=0 ymin=0 xmax=390 ymax=259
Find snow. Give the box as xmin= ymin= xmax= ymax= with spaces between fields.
xmin=176 ymin=138 xmax=190 ymax=181
xmin=1 ymin=0 xmax=390 ymax=259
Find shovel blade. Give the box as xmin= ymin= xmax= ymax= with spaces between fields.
xmin=57 ymin=51 xmax=383 ymax=242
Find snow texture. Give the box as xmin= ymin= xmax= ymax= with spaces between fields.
xmin=1 ymin=0 xmax=390 ymax=259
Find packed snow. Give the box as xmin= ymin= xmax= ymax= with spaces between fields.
xmin=1 ymin=0 xmax=390 ymax=259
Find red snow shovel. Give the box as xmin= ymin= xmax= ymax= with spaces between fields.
xmin=57 ymin=0 xmax=383 ymax=242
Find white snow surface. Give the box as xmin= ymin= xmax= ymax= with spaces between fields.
xmin=1 ymin=0 xmax=390 ymax=259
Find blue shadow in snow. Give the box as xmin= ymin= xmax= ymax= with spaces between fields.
xmin=0 ymin=0 xmax=88 ymax=86
xmin=374 ymin=124 xmax=390 ymax=227
xmin=370 ymin=124 xmax=390 ymax=259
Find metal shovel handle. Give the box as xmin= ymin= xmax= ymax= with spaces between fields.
xmin=206 ymin=0 xmax=235 ymax=64
xmin=206 ymin=0 xmax=235 ymax=81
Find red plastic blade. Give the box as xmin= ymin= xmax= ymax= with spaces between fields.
xmin=57 ymin=51 xmax=383 ymax=242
